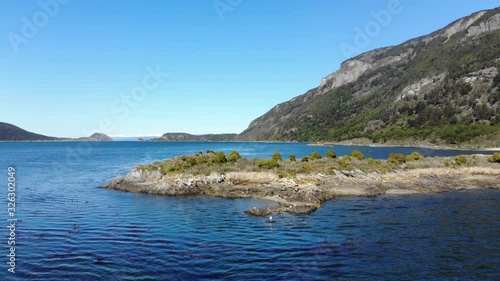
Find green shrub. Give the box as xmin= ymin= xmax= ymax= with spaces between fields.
xmin=406 ymin=152 xmax=424 ymax=161
xmin=326 ymin=150 xmax=337 ymax=158
xmin=487 ymin=152 xmax=500 ymax=163
xmin=387 ymin=153 xmax=406 ymax=164
xmin=227 ymin=151 xmax=242 ymax=162
xmin=172 ymin=161 xmax=187 ymax=172
xmin=367 ymin=158 xmax=382 ymax=166
xmin=160 ymin=164 xmax=170 ymax=175
xmin=272 ymin=152 xmax=283 ymax=161
xmin=164 ymin=158 xmax=194 ymax=173
xmin=289 ymin=154 xmax=296 ymax=162
xmin=256 ymin=159 xmax=267 ymax=168
xmin=212 ymin=152 xmax=227 ymax=164
xmin=269 ymin=159 xmax=279 ymax=168
xmin=195 ymin=154 xmax=209 ymax=165
xmin=257 ymin=159 xmax=279 ymax=169
xmin=322 ymin=166 xmax=336 ymax=175
xmin=338 ymin=158 xmax=349 ymax=168
xmin=180 ymin=155 xmax=197 ymax=167
xmin=455 ymin=155 xmax=467 ymax=165
xmin=206 ymin=150 xmax=215 ymax=154
xmin=310 ymin=152 xmax=322 ymax=160
xmin=342 ymin=155 xmax=352 ymax=161
xmin=301 ymin=156 xmax=309 ymax=162
xmin=299 ymin=163 xmax=313 ymax=173
xmin=351 ymin=150 xmax=365 ymax=160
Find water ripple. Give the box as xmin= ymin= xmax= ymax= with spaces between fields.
xmin=0 ymin=142 xmax=498 ymax=280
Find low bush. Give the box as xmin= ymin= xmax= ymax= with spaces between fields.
xmin=272 ymin=152 xmax=283 ymax=161
xmin=256 ymin=159 xmax=267 ymax=168
xmin=298 ymin=163 xmax=313 ymax=173
xmin=162 ymin=158 xmax=195 ymax=174
xmin=367 ymin=158 xmax=382 ymax=166
xmin=326 ymin=150 xmax=337 ymax=158
xmin=406 ymin=152 xmax=424 ymax=161
xmin=211 ymin=152 xmax=227 ymax=164
xmin=322 ymin=166 xmax=336 ymax=175
xmin=301 ymin=156 xmax=309 ymax=162
xmin=196 ymin=154 xmax=209 ymax=165
xmin=338 ymin=158 xmax=349 ymax=168
xmin=455 ymin=155 xmax=467 ymax=165
xmin=342 ymin=155 xmax=352 ymax=161
xmin=160 ymin=164 xmax=170 ymax=175
xmin=487 ymin=152 xmax=500 ymax=163
xmin=257 ymin=159 xmax=279 ymax=169
xmin=387 ymin=153 xmax=406 ymax=164
xmin=351 ymin=150 xmax=365 ymax=160
xmin=289 ymin=154 xmax=296 ymax=162
xmin=310 ymin=152 xmax=322 ymax=160
xmin=180 ymin=155 xmax=197 ymax=166
xmin=227 ymin=151 xmax=242 ymax=162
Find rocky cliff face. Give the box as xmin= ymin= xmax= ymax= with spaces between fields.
xmin=237 ymin=8 xmax=500 ymax=146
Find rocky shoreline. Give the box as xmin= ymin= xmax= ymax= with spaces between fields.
xmin=307 ymin=138 xmax=500 ymax=151
xmin=101 ymin=155 xmax=500 ymax=216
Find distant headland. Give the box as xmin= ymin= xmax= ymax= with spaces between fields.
xmin=0 ymin=122 xmax=113 ymax=142
xmin=151 ymin=132 xmax=237 ymax=142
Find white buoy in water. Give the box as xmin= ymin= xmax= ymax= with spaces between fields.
xmin=268 ymin=216 xmax=275 ymax=223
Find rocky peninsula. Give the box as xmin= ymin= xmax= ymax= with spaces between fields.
xmin=101 ymin=150 xmax=500 ymax=216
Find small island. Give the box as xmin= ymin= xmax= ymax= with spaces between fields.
xmin=101 ymin=150 xmax=500 ymax=216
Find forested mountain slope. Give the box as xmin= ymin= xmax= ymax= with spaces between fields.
xmin=237 ymin=8 xmax=500 ymax=147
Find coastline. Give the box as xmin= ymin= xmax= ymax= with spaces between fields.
xmin=0 ymin=140 xmax=115 ymax=143
xmin=308 ymin=140 xmax=500 ymax=152
xmin=101 ymin=154 xmax=500 ymax=216
xmin=2 ymin=138 xmax=499 ymax=151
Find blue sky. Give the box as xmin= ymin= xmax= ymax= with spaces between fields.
xmin=1 ymin=0 xmax=498 ymax=137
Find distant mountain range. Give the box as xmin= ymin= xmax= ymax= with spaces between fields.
xmin=0 ymin=122 xmax=113 ymax=141
xmin=0 ymin=122 xmax=235 ymax=142
xmin=3 ymin=8 xmax=500 ymax=147
xmin=152 ymin=133 xmax=237 ymax=142
xmin=236 ymin=8 xmax=500 ymax=147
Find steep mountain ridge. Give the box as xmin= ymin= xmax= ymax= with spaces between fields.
xmin=237 ymin=8 xmax=500 ymax=146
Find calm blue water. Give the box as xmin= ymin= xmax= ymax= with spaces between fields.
xmin=0 ymin=142 xmax=498 ymax=280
